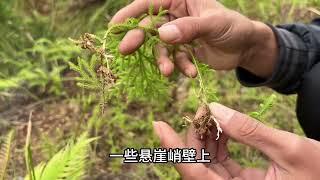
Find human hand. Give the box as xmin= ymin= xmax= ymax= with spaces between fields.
xmin=153 ymin=103 xmax=320 ymax=180
xmin=111 ymin=0 xmax=278 ymax=78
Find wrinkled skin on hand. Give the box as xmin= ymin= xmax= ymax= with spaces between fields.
xmin=153 ymin=103 xmax=320 ymax=180
xmin=110 ymin=0 xmax=269 ymax=78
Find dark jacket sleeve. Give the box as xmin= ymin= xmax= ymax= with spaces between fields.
xmin=236 ymin=19 xmax=320 ymax=94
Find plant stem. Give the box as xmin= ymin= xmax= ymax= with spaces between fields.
xmin=186 ymin=48 xmax=208 ymax=105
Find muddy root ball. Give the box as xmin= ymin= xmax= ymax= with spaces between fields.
xmin=193 ymin=104 xmax=222 ymax=140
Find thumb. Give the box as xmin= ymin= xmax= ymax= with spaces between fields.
xmin=208 ymin=103 xmax=306 ymax=167
xmin=158 ymin=17 xmax=211 ymax=44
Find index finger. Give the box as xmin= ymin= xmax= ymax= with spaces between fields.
xmin=209 ymin=103 xmax=309 ymax=168
xmin=110 ymin=0 xmax=171 ymax=24
xmin=153 ymin=121 xmax=223 ymax=180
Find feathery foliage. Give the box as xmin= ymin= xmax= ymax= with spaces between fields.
xmin=24 ymin=111 xmax=97 ymax=180
xmin=104 ymin=7 xmax=170 ymax=101
xmin=25 ymin=133 xmax=97 ymax=180
xmin=70 ymin=6 xmax=171 ymax=102
xmin=0 ymin=0 xmax=315 ymax=178
xmin=69 ymin=56 xmax=101 ymax=91
xmin=0 ymin=37 xmax=80 ymax=96
xmin=0 ymin=130 xmax=14 ymax=180
xmin=250 ymin=94 xmax=277 ymax=120
xmin=70 ymin=5 xmax=217 ymax=105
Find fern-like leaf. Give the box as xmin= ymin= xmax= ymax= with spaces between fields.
xmin=26 ymin=133 xmax=97 ymax=180
xmin=70 ymin=6 xmax=171 ymax=102
xmin=68 ymin=56 xmax=101 ymax=90
xmin=0 ymin=130 xmax=14 ymax=180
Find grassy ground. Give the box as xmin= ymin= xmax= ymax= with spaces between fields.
xmin=0 ymin=0 xmax=319 ymax=179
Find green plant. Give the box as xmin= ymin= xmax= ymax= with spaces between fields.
xmin=70 ymin=5 xmax=224 ymax=140
xmin=26 ymin=134 xmax=96 ymax=180
xmin=69 ymin=55 xmax=102 ymax=91
xmin=70 ymin=7 xmax=171 ymax=102
xmin=182 ymin=54 xmax=222 ymax=140
xmin=0 ymin=38 xmax=81 ymax=98
xmin=24 ymin=111 xmax=97 ymax=180
xmin=221 ymin=0 xmax=314 ymax=23
xmin=70 ymin=3 xmax=280 ymax=143
xmin=250 ymin=94 xmax=277 ymax=120
xmin=0 ymin=130 xmax=14 ymax=180
xmin=1 ymin=0 xmax=314 ymax=179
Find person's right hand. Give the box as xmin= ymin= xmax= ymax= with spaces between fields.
xmin=110 ymin=0 xmax=278 ymax=78
xmin=153 ymin=103 xmax=320 ymax=180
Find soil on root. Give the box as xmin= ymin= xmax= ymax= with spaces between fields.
xmin=191 ymin=104 xmax=222 ymax=140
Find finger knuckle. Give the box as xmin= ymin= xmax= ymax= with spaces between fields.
xmin=236 ymin=113 xmax=261 ymax=139
xmin=190 ymin=20 xmax=201 ymax=39
xmin=212 ymin=10 xmax=227 ymax=19
xmin=284 ymin=137 xmax=307 ymax=161
xmin=177 ymin=17 xmax=201 ymax=41
xmin=175 ymin=52 xmax=187 ymax=60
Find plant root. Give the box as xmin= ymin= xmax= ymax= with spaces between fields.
xmin=185 ymin=104 xmax=222 ymax=140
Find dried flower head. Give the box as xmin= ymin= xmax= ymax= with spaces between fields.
xmin=97 ymin=66 xmax=116 ymax=85
xmin=70 ymin=33 xmax=97 ymax=53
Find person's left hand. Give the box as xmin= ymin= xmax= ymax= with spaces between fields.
xmin=153 ymin=103 xmax=320 ymax=180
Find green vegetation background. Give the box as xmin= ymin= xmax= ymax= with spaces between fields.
xmin=0 ymin=0 xmax=319 ymax=179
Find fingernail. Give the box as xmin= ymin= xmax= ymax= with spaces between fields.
xmin=159 ymin=63 xmax=165 ymax=74
xmin=186 ymin=67 xmax=197 ymax=78
xmin=153 ymin=121 xmax=162 ymax=140
xmin=159 ymin=63 xmax=172 ymax=77
xmin=158 ymin=24 xmax=181 ymax=42
xmin=208 ymin=103 xmax=235 ymax=124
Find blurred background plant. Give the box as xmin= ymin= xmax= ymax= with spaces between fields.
xmin=0 ymin=0 xmax=318 ymax=179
